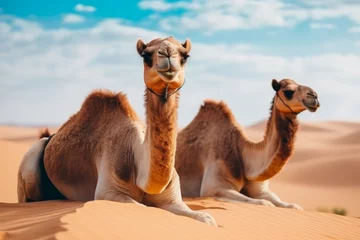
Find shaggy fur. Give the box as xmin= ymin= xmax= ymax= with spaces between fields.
xmin=254 ymin=99 xmax=299 ymax=180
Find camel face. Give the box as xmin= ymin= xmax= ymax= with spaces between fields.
xmin=136 ymin=37 xmax=191 ymax=98
xmin=272 ymin=79 xmax=320 ymax=114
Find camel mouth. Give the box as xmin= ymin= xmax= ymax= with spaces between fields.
xmin=303 ymin=99 xmax=320 ymax=112
xmin=157 ymin=69 xmax=179 ymax=82
xmin=305 ymin=105 xmax=318 ymax=112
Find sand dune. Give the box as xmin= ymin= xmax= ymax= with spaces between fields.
xmin=274 ymin=155 xmax=360 ymax=186
xmin=333 ymin=130 xmax=360 ymax=145
xmin=0 ymin=140 xmax=29 ymax=203
xmin=0 ymin=126 xmax=58 ymax=147
xmin=0 ymin=121 xmax=360 ymax=239
xmin=270 ymin=181 xmax=360 ymax=219
xmin=0 ymin=126 xmax=39 ymax=142
xmin=248 ymin=119 xmax=360 ymax=134
xmin=1 ymin=200 xmax=360 ymax=240
xmin=246 ymin=119 xmax=354 ymax=133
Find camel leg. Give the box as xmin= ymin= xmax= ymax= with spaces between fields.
xmin=94 ymin=165 xmax=145 ymax=206
xmin=17 ymin=138 xmax=48 ymax=202
xmin=205 ymin=187 xmax=275 ymax=207
xmin=94 ymin=183 xmax=146 ymax=207
xmin=95 ymin=189 xmax=144 ymax=206
xmin=144 ymin=171 xmax=217 ymax=226
xmin=244 ymin=180 xmax=302 ymax=210
xmin=200 ymin=162 xmax=275 ymax=207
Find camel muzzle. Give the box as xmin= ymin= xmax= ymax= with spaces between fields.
xmin=303 ymin=97 xmax=320 ymax=112
xmin=156 ymin=57 xmax=180 ymax=82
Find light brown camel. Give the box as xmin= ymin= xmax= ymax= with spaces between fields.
xmin=17 ymin=36 xmax=217 ymax=226
xmin=175 ymin=79 xmax=320 ymax=209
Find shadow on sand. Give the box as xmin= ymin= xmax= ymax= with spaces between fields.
xmin=0 ymin=200 xmax=84 ymax=240
xmin=187 ymin=204 xmax=227 ymax=211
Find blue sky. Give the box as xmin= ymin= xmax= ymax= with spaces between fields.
xmin=1 ymin=0 xmax=360 ymax=126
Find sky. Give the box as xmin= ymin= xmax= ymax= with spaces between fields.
xmin=0 ymin=0 xmax=360 ymax=127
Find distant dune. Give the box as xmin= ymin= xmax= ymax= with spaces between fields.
xmin=333 ymin=130 xmax=360 ymax=145
xmin=0 ymin=126 xmax=59 ymax=147
xmin=274 ymin=156 xmax=360 ymax=186
xmin=0 ymin=121 xmax=360 ymax=239
xmin=247 ymin=119 xmax=360 ymax=133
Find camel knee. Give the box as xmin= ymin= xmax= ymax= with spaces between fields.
xmin=17 ymin=161 xmax=43 ymax=202
xmin=200 ymin=186 xmax=224 ymax=198
xmin=95 ymin=186 xmax=140 ymax=204
xmin=17 ymin=138 xmax=48 ymax=202
xmin=17 ymin=172 xmax=42 ymax=202
xmin=17 ymin=174 xmax=27 ymax=203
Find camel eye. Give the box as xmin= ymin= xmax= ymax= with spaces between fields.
xmin=181 ymin=54 xmax=190 ymax=65
xmin=141 ymin=52 xmax=153 ymax=67
xmin=283 ymin=90 xmax=295 ymax=99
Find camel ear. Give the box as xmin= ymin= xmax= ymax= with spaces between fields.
xmin=136 ymin=39 xmax=147 ymax=56
xmin=182 ymin=39 xmax=191 ymax=53
xmin=272 ymin=79 xmax=281 ymax=92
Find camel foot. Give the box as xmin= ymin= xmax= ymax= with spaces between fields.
xmin=255 ymin=199 xmax=275 ymax=207
xmin=194 ymin=211 xmax=218 ymax=227
xmin=284 ymin=203 xmax=303 ymax=210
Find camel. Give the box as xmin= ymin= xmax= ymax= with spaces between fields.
xmin=175 ymin=79 xmax=320 ymax=209
xmin=17 ymin=36 xmax=217 ymax=226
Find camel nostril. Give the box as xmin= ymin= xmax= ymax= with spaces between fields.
xmin=158 ymin=50 xmax=169 ymax=57
xmin=307 ymin=92 xmax=317 ymax=98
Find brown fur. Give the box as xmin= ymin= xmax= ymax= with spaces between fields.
xmin=30 ymin=37 xmax=190 ymax=200
xmin=43 ymin=90 xmax=139 ymax=196
xmin=145 ymin=90 xmax=179 ymax=190
xmin=176 ymin=79 xmax=319 ymax=198
xmin=17 ymin=37 xmax=219 ymax=227
xmin=254 ymin=100 xmax=299 ymax=180
xmin=198 ymin=100 xmax=244 ymax=179
xmin=175 ymin=100 xmax=247 ymax=197
xmin=198 ymin=100 xmax=237 ymax=123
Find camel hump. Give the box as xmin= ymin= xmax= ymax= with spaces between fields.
xmin=39 ymin=128 xmax=51 ymax=139
xmin=198 ymin=99 xmax=236 ymax=122
xmin=81 ymin=89 xmax=139 ymax=121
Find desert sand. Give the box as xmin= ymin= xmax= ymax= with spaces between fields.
xmin=0 ymin=121 xmax=359 ymax=239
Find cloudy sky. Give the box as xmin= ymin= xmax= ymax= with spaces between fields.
xmin=1 ymin=0 xmax=360 ymax=127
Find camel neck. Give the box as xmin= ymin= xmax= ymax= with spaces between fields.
xmin=242 ymin=98 xmax=299 ymax=181
xmin=136 ymin=89 xmax=179 ymax=194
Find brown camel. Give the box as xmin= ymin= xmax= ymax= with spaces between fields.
xmin=175 ymin=79 xmax=320 ymax=209
xmin=17 ymin=36 xmax=217 ymax=226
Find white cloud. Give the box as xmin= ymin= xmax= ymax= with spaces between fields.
xmin=0 ymin=22 xmax=10 ymax=34
xmin=138 ymin=0 xmax=199 ymax=11
xmin=139 ymin=0 xmax=170 ymax=11
xmin=148 ymin=13 xmax=161 ymax=20
xmin=0 ymin=16 xmax=359 ymax=127
xmin=156 ymin=0 xmax=307 ymax=32
xmin=62 ymin=13 xmax=85 ymax=24
xmin=349 ymin=26 xmax=360 ymax=33
xmin=355 ymin=41 xmax=360 ymax=47
xmin=310 ymin=23 xmax=337 ymax=29
xmin=74 ymin=3 xmax=97 ymax=13
xmin=140 ymin=0 xmax=360 ymax=32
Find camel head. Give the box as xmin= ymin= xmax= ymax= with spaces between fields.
xmin=136 ymin=36 xmax=191 ymax=101
xmin=272 ymin=79 xmax=320 ymax=114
